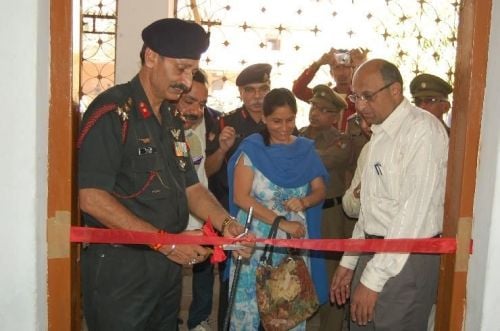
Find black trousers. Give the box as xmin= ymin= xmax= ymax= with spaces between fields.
xmin=81 ymin=244 xmax=182 ymax=331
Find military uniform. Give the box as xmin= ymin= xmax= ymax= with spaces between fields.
xmin=78 ymin=75 xmax=198 ymax=330
xmin=292 ymin=62 xmax=356 ymax=132
xmin=206 ymin=107 xmax=265 ymax=209
xmin=410 ymin=73 xmax=454 ymax=135
xmin=345 ymin=113 xmax=369 ymax=182
xmin=206 ymin=63 xmax=272 ymax=210
xmin=299 ymin=125 xmax=353 ymax=331
xmin=300 ymin=85 xmax=354 ymax=331
xmin=78 ymin=18 xmax=210 ymax=331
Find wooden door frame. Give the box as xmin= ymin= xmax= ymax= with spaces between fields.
xmin=47 ymin=0 xmax=79 ymax=330
xmin=435 ymin=0 xmax=492 ymax=330
xmin=46 ymin=1 xmax=492 ymax=330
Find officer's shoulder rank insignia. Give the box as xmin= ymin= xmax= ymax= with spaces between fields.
xmin=116 ymin=97 xmax=132 ymax=122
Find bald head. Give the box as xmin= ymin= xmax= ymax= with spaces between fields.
xmin=354 ymin=59 xmax=403 ymax=90
xmin=351 ymin=59 xmax=404 ymax=124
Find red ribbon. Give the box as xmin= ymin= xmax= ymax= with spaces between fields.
xmin=70 ymin=227 xmax=463 ymax=254
xmin=201 ymin=218 xmax=227 ymax=263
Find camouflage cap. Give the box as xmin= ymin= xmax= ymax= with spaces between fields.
xmin=410 ymin=73 xmax=453 ymax=98
xmin=309 ymin=84 xmax=347 ymax=112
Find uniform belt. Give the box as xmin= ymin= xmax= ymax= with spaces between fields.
xmin=364 ymin=233 xmax=442 ymax=239
xmin=322 ymin=196 xmax=343 ymax=209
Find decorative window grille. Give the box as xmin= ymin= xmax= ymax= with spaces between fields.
xmin=77 ymin=0 xmax=460 ymax=126
xmin=176 ymin=0 xmax=460 ymax=126
xmin=79 ymin=0 xmax=117 ymax=112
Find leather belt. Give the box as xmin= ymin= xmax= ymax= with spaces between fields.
xmin=322 ymin=196 xmax=343 ymax=209
xmin=364 ymin=233 xmax=442 ymax=239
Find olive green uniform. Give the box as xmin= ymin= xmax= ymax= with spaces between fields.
xmin=299 ymin=126 xmax=353 ymax=331
xmin=78 ymin=75 xmax=198 ymax=330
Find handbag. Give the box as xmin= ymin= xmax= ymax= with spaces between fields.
xmin=256 ymin=216 xmax=319 ymax=331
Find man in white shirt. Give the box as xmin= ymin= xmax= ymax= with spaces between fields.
xmin=330 ymin=59 xmax=448 ymax=330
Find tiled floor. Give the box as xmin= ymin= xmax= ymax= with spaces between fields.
xmin=179 ymin=266 xmax=220 ymax=331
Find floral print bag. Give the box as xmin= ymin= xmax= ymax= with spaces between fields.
xmin=256 ymin=217 xmax=319 ymax=331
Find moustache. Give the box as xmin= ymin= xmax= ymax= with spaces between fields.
xmin=182 ymin=114 xmax=200 ymax=121
xmin=170 ymin=83 xmax=189 ymax=93
xmin=249 ymin=102 xmax=263 ymax=108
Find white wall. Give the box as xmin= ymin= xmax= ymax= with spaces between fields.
xmin=115 ymin=0 xmax=173 ymax=84
xmin=466 ymin=1 xmax=500 ymax=330
xmin=0 ymin=0 xmax=49 ymax=330
xmin=0 ymin=0 xmax=497 ymax=329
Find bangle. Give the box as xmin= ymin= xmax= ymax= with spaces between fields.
xmin=221 ymin=216 xmax=236 ymax=234
xmin=149 ymin=229 xmax=166 ymax=251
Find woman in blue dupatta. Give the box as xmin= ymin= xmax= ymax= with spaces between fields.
xmin=227 ymin=88 xmax=329 ymax=331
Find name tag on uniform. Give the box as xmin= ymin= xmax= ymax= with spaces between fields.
xmin=137 ymin=146 xmax=156 ymax=155
xmin=174 ymin=142 xmax=189 ymax=157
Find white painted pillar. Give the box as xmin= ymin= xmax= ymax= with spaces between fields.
xmin=466 ymin=1 xmax=500 ymax=330
xmin=0 ymin=0 xmax=49 ymax=329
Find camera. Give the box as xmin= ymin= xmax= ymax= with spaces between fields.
xmin=335 ymin=52 xmax=351 ymax=65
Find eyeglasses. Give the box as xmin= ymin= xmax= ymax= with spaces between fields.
xmin=242 ymin=84 xmax=271 ymax=96
xmin=413 ymin=97 xmax=447 ymax=105
xmin=348 ymin=82 xmax=395 ymax=103
xmin=310 ymin=103 xmax=338 ymax=114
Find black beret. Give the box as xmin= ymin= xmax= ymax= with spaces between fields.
xmin=235 ymin=63 xmax=272 ymax=87
xmin=309 ymin=84 xmax=347 ymax=111
xmin=410 ymin=73 xmax=453 ymax=98
xmin=142 ymin=18 xmax=210 ymax=60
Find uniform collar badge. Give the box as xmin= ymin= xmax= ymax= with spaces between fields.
xmin=139 ymin=101 xmax=152 ymax=119
xmin=171 ymin=128 xmax=181 ymax=141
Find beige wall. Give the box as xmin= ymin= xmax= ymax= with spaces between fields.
xmin=115 ymin=0 xmax=174 ymax=84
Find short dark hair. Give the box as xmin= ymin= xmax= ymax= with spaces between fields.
xmin=139 ymin=44 xmax=147 ymax=65
xmin=379 ymin=60 xmax=403 ymax=88
xmin=193 ymin=68 xmax=208 ymax=85
xmin=263 ymin=88 xmax=297 ymax=117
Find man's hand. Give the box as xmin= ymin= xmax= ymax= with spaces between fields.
xmin=218 ymin=126 xmax=237 ymax=153
xmin=350 ymin=282 xmax=379 ymax=326
xmin=159 ymin=230 xmax=211 ymax=265
xmin=224 ymin=220 xmax=255 ymax=259
xmin=353 ymin=183 xmax=361 ymax=199
xmin=330 ymin=265 xmax=354 ymax=305
xmin=349 ymin=48 xmax=369 ymax=69
xmin=316 ymin=48 xmax=336 ymax=67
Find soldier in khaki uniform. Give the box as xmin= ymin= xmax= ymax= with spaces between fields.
xmin=299 ymin=84 xmax=353 ymax=331
xmin=345 ymin=112 xmax=369 ymax=186
xmin=410 ymin=73 xmax=453 ymax=134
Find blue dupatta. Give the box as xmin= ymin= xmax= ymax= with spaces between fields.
xmin=227 ymin=133 xmax=330 ymax=304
